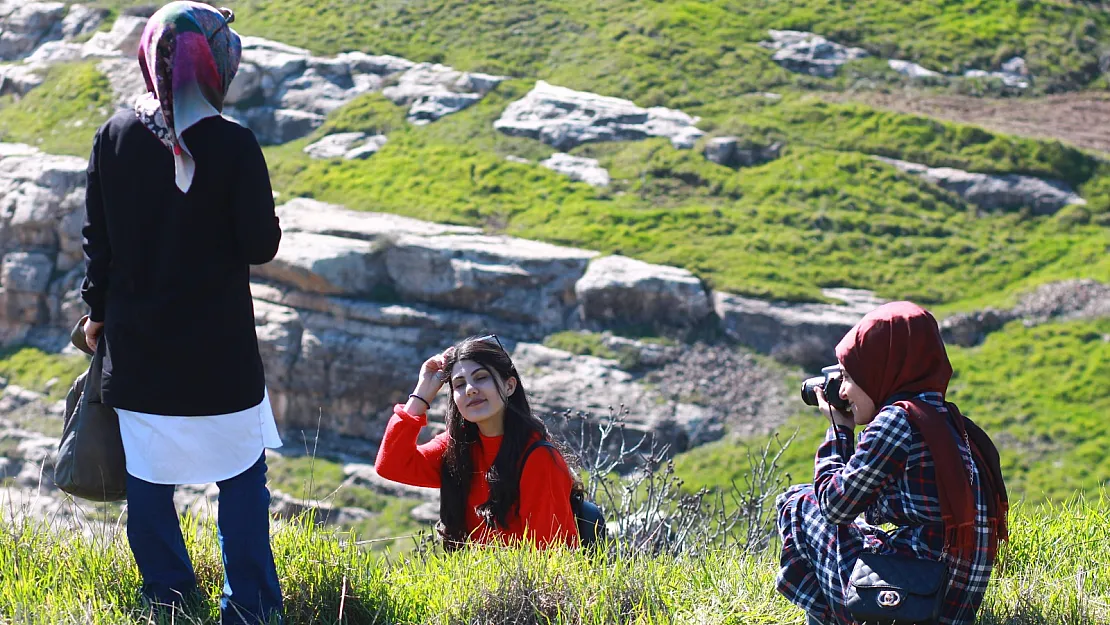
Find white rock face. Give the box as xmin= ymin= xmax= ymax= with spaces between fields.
xmin=575 ymin=255 xmax=711 ymax=328
xmin=494 ymin=81 xmax=704 ymax=151
xmin=964 ymin=56 xmax=1029 ymax=89
xmin=760 ymin=30 xmax=869 ymax=78
xmin=877 ymin=157 xmax=1085 ymax=215
xmin=512 ymin=343 xmax=717 ymax=450
xmin=888 ymin=59 xmax=941 ymax=79
xmin=714 ymin=288 xmax=885 ymax=369
xmin=540 ymin=153 xmax=610 ymax=187
xmin=80 ymin=14 xmax=145 ymax=58
xmin=0 ymin=144 xmax=87 ymax=343
xmin=0 ymin=2 xmax=67 ymax=61
xmin=303 ymin=132 xmax=388 ymax=160
xmin=382 ymin=62 xmax=505 ymax=125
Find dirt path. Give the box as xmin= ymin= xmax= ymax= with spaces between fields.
xmin=830 ymin=90 xmax=1110 ymax=156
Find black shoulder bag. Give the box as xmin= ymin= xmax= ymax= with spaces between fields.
xmin=846 ymin=551 xmax=948 ymax=625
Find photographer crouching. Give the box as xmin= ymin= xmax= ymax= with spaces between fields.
xmin=775 ymin=302 xmax=1008 ymax=625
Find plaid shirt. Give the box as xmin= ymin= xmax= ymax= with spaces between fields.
xmin=776 ymin=392 xmax=995 ymax=625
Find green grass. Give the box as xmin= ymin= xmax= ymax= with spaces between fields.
xmin=0 ymin=495 xmax=1106 ymax=623
xmin=0 ymin=62 xmax=112 ymax=156
xmin=0 ymin=347 xmax=89 ymax=401
xmin=87 ymin=0 xmax=1110 ymax=97
xmin=265 ymin=453 xmax=428 ymax=552
xmin=675 ymin=317 xmax=1110 ymax=506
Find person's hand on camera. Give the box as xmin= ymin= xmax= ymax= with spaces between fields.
xmin=406 ymin=348 xmax=452 ymax=416
xmin=816 ymin=386 xmax=855 ymax=431
xmin=84 ymin=319 xmax=104 ymax=352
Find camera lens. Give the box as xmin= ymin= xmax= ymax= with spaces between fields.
xmin=800 ymin=376 xmax=823 ymax=406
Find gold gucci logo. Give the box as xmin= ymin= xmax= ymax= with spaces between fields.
xmin=877 ymin=590 xmax=902 ymax=608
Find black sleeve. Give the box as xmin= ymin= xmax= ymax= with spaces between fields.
xmin=81 ymin=126 xmax=110 ymax=323
xmin=231 ymin=128 xmax=281 ymax=264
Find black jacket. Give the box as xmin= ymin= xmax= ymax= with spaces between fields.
xmin=81 ymin=111 xmax=281 ymax=416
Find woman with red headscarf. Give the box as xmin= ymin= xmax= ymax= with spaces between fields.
xmin=775 ymin=302 xmax=1008 ymax=625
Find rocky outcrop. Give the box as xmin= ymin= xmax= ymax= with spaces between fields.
xmin=304 ymin=132 xmax=388 ymax=160
xmin=540 ymin=153 xmax=610 ymax=187
xmin=877 ymin=157 xmax=1086 ymax=215
xmin=964 ymin=57 xmax=1029 ymax=89
xmin=494 ymin=81 xmax=704 ymax=151
xmin=0 ymin=2 xmax=68 ymax=61
xmin=512 ymin=343 xmax=717 ymax=451
xmin=0 ymin=144 xmax=87 ymax=345
xmin=888 ymin=60 xmax=941 ymax=80
xmin=575 ymin=256 xmax=711 ymax=329
xmin=941 ymin=279 xmax=1110 ymax=347
xmin=703 ymin=137 xmax=783 ymax=168
xmin=0 ymin=3 xmax=110 ymax=96
xmin=381 ymin=62 xmax=505 ymax=125
xmin=714 ymin=288 xmax=885 ymax=369
xmin=760 ymin=30 xmax=868 ymax=78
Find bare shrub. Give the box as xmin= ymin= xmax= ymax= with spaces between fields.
xmin=551 ymin=405 xmax=795 ymax=557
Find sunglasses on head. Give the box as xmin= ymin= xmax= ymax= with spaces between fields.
xmin=477 ymin=334 xmax=506 ymax=353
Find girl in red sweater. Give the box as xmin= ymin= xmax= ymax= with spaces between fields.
xmin=375 ymin=335 xmax=580 ymax=549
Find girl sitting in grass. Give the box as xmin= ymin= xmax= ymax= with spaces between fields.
xmin=775 ymin=302 xmax=1008 ymax=625
xmin=375 ymin=335 xmax=581 ymax=549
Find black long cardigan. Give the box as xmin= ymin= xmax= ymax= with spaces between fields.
xmin=81 ymin=111 xmax=281 ymax=416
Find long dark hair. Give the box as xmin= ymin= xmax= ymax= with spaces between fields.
xmin=437 ymin=335 xmax=581 ymax=548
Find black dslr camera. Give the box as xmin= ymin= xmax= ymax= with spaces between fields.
xmin=800 ymin=365 xmax=850 ymax=412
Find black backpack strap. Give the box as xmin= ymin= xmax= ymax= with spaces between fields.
xmin=520 ymin=440 xmax=557 ymax=470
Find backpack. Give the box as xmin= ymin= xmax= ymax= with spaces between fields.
xmin=521 ymin=440 xmax=607 ymax=547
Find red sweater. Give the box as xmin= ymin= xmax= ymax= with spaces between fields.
xmin=375 ymin=405 xmax=579 ymax=548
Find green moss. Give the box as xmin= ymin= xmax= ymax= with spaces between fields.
xmin=0 ymin=347 xmax=89 ymax=401
xmin=543 ymin=332 xmax=620 ymax=360
xmin=0 ymin=62 xmax=112 ymax=157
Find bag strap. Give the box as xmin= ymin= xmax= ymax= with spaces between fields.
xmin=83 ymin=338 xmax=106 ymax=404
xmin=521 ymin=440 xmax=557 ymax=470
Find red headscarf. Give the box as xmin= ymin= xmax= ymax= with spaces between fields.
xmin=835 ymin=302 xmax=1008 ymax=560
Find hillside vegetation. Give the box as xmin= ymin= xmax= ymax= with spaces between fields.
xmin=0 ymin=494 xmax=1106 ymax=624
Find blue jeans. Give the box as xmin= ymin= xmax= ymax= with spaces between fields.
xmin=125 ymin=454 xmax=283 ymax=624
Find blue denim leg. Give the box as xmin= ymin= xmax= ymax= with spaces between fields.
xmin=125 ymin=472 xmax=198 ymax=607
xmin=216 ymin=454 xmax=283 ymax=624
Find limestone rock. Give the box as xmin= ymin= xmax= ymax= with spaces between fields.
xmin=714 ymin=288 xmax=884 ymax=369
xmin=760 ymin=30 xmax=868 ymax=78
xmin=342 ymin=463 xmax=438 ymax=501
xmin=494 ymin=80 xmax=704 ymax=151
xmin=540 ymin=153 xmax=610 ymax=187
xmin=512 ymin=343 xmax=717 ymax=451
xmin=878 ymin=157 xmax=1085 ymax=215
xmin=575 ymin=255 xmax=711 ymax=329
xmin=59 ymin=4 xmax=107 ymax=39
xmin=0 ymin=63 xmax=45 ymax=96
xmin=382 ymin=62 xmax=505 ymax=125
xmin=251 ymin=231 xmax=388 ymax=296
xmin=1 ymin=251 xmax=54 ymax=293
xmin=384 ymin=233 xmax=597 ymax=328
xmin=80 ymin=15 xmax=146 ymax=58
xmin=0 ymin=2 xmax=66 ymax=61
xmin=304 ymin=132 xmax=388 ymax=160
xmin=888 ymin=59 xmax=941 ymax=79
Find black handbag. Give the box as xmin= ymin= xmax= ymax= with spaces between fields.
xmin=54 ymin=319 xmax=127 ymax=502
xmin=846 ymin=552 xmax=947 ymax=625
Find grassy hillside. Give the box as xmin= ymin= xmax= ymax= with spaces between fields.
xmin=90 ymin=0 xmax=1110 ymax=96
xmin=0 ymin=495 xmax=1105 ymax=623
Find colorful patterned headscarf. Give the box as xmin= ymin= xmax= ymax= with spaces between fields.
xmin=135 ymin=2 xmax=242 ymax=193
